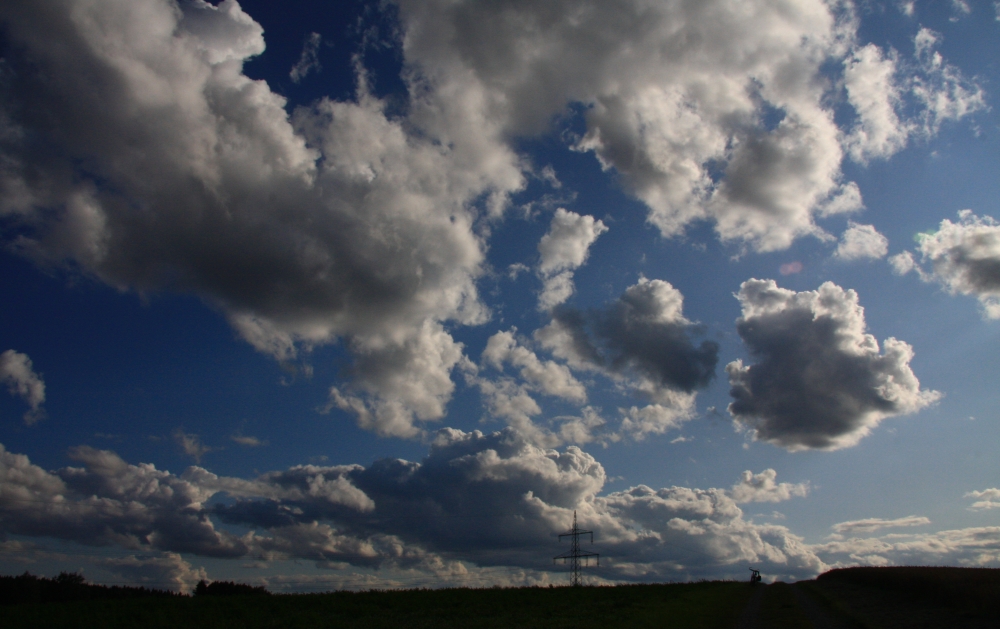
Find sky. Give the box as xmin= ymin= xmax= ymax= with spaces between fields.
xmin=0 ymin=0 xmax=999 ymax=593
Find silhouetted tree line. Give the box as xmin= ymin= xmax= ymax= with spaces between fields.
xmin=0 ymin=572 xmax=182 ymax=605
xmin=194 ymin=579 xmax=270 ymax=597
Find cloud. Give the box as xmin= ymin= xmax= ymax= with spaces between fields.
xmin=471 ymin=376 xmax=546 ymax=443
xmin=0 ymin=0 xmax=985 ymax=434
xmin=536 ymin=209 xmax=608 ymax=310
xmin=553 ymin=407 xmax=608 ymax=446
xmin=0 ymin=443 xmax=246 ymax=557
xmin=173 ymin=429 xmax=213 ymax=463
xmin=727 ymin=279 xmax=940 ymax=450
xmin=0 ymin=436 xmax=827 ymax=583
xmin=223 ymin=427 xmax=823 ymax=580
xmin=843 ymin=45 xmax=908 ymax=163
xmin=897 ymin=211 xmax=1000 ymax=318
xmin=888 ymin=250 xmax=917 ymax=276
xmin=831 ymin=516 xmax=931 ymax=535
xmin=0 ymin=350 xmax=45 ymax=424
xmin=835 ymin=222 xmax=889 ymax=261
xmin=965 ymin=488 xmax=1000 ymax=510
xmin=231 ymin=434 xmax=267 ymax=447
xmin=482 ymin=330 xmax=586 ymax=403
xmin=474 ymin=325 xmax=697 ymax=445
xmin=394 ymin=0 xmax=979 ymax=252
xmin=813 ymin=526 xmax=1000 ymax=568
xmin=101 ymin=553 xmax=208 ymax=593
xmin=467 ymin=330 xmax=595 ymax=445
xmin=290 ymin=32 xmax=322 ymax=83
xmin=843 ymin=27 xmax=984 ymax=163
xmin=326 ymin=321 xmax=468 ymax=438
xmin=911 ymin=28 xmax=985 ymax=135
xmin=538 ymin=278 xmax=718 ymax=407
xmin=0 ymin=0 xmax=524 ymax=434
xmin=618 ymin=398 xmax=695 ymax=441
xmin=730 ymin=469 xmax=809 ymax=504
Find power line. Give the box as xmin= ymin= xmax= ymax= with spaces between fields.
xmin=553 ymin=510 xmax=598 ymax=587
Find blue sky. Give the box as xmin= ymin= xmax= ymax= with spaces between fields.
xmin=1 ymin=0 xmax=999 ymax=591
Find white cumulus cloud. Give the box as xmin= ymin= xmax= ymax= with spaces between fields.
xmin=536 ymin=209 xmax=608 ymax=310
xmin=0 ymin=350 xmax=45 ymax=425
xmin=394 ymin=0 xmax=980 ymax=252
xmin=730 ymin=469 xmax=809 ymax=504
xmin=835 ymin=222 xmax=889 ymax=261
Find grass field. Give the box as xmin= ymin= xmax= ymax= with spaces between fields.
xmin=3 ymin=581 xmax=755 ymax=629
xmin=5 ymin=567 xmax=1000 ymax=629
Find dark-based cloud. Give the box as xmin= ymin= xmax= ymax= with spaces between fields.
xmin=726 ymin=279 xmax=939 ymax=450
xmin=0 ymin=0 xmax=983 ymax=439
xmin=892 ymin=211 xmax=1000 ymax=319
xmin=538 ymin=278 xmax=719 ymax=399
xmin=0 ymin=443 xmax=246 ymax=557
xmin=0 ymin=435 xmax=828 ymax=582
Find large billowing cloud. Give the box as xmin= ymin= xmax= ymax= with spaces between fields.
xmin=0 ymin=435 xmax=826 ymax=583
xmin=892 ymin=211 xmax=1000 ymax=319
xmin=0 ymin=0 xmax=523 ymax=437
xmin=0 ymin=350 xmax=45 ymax=424
xmin=726 ymin=279 xmax=939 ymax=450
xmin=395 ymin=0 xmax=980 ymax=252
xmin=17 ymin=436 xmax=1000 ymax=584
xmin=0 ymin=443 xmax=245 ymax=557
xmin=0 ymin=0 xmax=983 ymax=439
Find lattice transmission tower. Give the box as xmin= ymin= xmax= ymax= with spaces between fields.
xmin=553 ymin=510 xmax=599 ymax=586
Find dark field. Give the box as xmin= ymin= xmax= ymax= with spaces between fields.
xmin=4 ymin=567 xmax=1000 ymax=629
xmin=2 ymin=580 xmax=755 ymax=629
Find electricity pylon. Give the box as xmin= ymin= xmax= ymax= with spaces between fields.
xmin=553 ymin=510 xmax=599 ymax=586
